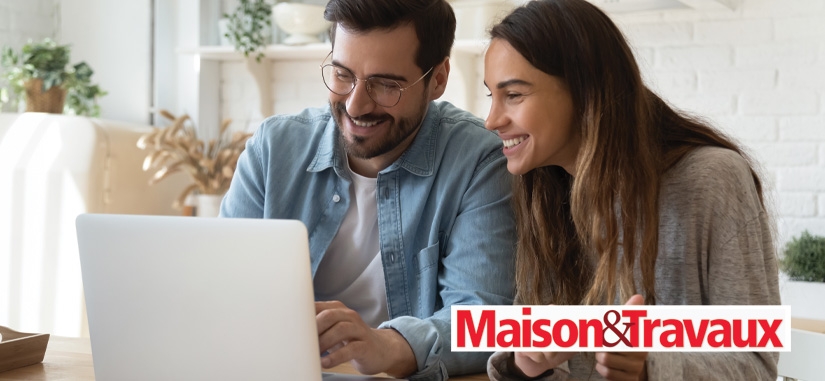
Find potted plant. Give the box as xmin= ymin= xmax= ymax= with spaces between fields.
xmin=0 ymin=38 xmax=106 ymax=116
xmin=779 ymin=230 xmax=825 ymax=320
xmin=137 ymin=110 xmax=253 ymax=217
xmin=223 ymin=0 xmax=274 ymax=62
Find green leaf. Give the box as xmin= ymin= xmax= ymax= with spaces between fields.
xmin=781 ymin=230 xmax=825 ymax=283
xmin=74 ymin=61 xmax=93 ymax=80
xmin=1 ymin=46 xmax=18 ymax=67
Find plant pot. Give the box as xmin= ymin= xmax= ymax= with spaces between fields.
xmin=779 ymin=277 xmax=825 ymax=320
xmin=24 ymin=79 xmax=66 ymax=114
xmin=196 ymin=194 xmax=224 ymax=217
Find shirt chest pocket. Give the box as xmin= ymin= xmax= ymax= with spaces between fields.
xmin=414 ymin=241 xmax=440 ymax=278
xmin=413 ymin=242 xmax=441 ymax=311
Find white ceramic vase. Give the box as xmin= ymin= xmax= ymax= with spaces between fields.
xmin=779 ymin=276 xmax=825 ymax=320
xmin=272 ymin=3 xmax=331 ymax=45
xmin=196 ymin=194 xmax=224 ymax=217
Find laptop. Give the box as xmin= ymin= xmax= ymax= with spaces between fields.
xmin=77 ymin=214 xmax=396 ymax=381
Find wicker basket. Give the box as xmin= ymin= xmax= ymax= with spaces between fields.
xmin=24 ymin=79 xmax=66 ymax=114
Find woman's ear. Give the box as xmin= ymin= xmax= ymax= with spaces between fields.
xmin=428 ymin=57 xmax=451 ymax=100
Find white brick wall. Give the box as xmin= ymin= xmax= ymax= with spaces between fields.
xmin=819 ymin=194 xmax=825 ymax=217
xmin=741 ymin=90 xmax=819 ymax=116
xmin=218 ymin=0 xmax=825 ymax=246
xmin=612 ymin=0 xmax=825 ymax=245
xmin=779 ymin=193 xmax=817 ymax=217
xmin=694 ymin=19 xmax=773 ymax=44
xmin=780 ymin=117 xmax=825 ymax=140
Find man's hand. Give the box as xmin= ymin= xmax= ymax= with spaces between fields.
xmin=594 ymin=294 xmax=648 ymax=381
xmin=315 ymin=301 xmax=417 ymax=378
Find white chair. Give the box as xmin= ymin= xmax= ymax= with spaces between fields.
xmin=777 ymin=328 xmax=825 ymax=381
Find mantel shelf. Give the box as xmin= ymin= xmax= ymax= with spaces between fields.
xmin=179 ymin=43 xmax=331 ymax=61
xmin=179 ymin=39 xmax=488 ymax=62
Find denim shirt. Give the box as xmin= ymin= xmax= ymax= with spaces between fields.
xmin=220 ymin=101 xmax=516 ymax=380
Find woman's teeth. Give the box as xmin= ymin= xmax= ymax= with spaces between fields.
xmin=503 ymin=137 xmax=526 ymax=149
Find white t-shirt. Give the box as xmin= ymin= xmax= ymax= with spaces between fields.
xmin=312 ymin=165 xmax=389 ymax=328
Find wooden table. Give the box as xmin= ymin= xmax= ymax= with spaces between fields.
xmin=0 ymin=336 xmax=489 ymax=380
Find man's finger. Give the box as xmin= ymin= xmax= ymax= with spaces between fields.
xmin=320 ymin=342 xmax=354 ymax=369
xmin=318 ymin=320 xmax=361 ymax=353
xmin=316 ymin=305 xmax=360 ymax=334
xmin=315 ymin=300 xmax=345 ymax=313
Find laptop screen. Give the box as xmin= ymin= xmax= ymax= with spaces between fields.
xmin=77 ymin=214 xmax=321 ymax=380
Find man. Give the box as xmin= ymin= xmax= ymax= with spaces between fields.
xmin=220 ymin=0 xmax=515 ymax=379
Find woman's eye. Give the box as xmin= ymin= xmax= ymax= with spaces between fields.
xmin=486 ymin=91 xmax=525 ymax=100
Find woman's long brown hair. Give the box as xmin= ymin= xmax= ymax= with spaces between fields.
xmin=491 ymin=0 xmax=764 ymax=306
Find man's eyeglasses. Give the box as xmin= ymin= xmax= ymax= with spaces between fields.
xmin=320 ymin=52 xmax=433 ymax=108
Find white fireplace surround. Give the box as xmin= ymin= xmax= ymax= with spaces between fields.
xmin=178 ymin=0 xmax=744 ymax=138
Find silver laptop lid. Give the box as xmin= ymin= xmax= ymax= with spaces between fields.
xmin=77 ymin=214 xmax=321 ymax=381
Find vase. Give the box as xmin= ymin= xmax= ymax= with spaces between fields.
xmin=779 ymin=276 xmax=825 ymax=320
xmin=196 ymin=194 xmax=224 ymax=217
xmin=24 ymin=79 xmax=66 ymax=114
xmin=272 ymin=3 xmax=331 ymax=45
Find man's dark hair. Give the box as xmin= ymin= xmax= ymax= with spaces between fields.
xmin=324 ymin=0 xmax=456 ymax=79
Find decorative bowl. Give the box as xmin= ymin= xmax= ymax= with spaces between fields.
xmin=272 ymin=3 xmax=332 ymax=45
xmin=0 ymin=325 xmax=50 ymax=373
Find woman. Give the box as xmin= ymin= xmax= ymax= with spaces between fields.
xmin=483 ymin=0 xmax=780 ymax=380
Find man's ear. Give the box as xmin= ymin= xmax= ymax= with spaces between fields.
xmin=428 ymin=57 xmax=450 ymax=100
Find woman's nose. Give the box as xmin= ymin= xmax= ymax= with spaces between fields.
xmin=485 ymin=103 xmax=504 ymax=131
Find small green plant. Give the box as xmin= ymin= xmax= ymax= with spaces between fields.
xmin=224 ymin=0 xmax=273 ymax=62
xmin=780 ymin=230 xmax=825 ymax=283
xmin=0 ymin=38 xmax=106 ymax=116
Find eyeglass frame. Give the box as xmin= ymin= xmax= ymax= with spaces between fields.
xmin=320 ymin=52 xmax=434 ymax=108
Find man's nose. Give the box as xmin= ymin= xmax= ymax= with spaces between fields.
xmin=345 ymin=80 xmax=377 ymax=117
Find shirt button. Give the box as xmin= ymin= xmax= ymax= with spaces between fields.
xmin=332 ymin=194 xmax=341 ymax=203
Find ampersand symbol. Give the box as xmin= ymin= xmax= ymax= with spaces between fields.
xmin=602 ymin=309 xmax=634 ymax=347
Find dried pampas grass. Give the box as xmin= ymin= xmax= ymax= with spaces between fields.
xmin=137 ymin=110 xmax=253 ymax=209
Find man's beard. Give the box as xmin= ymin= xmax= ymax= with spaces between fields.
xmin=331 ymin=97 xmax=428 ymax=160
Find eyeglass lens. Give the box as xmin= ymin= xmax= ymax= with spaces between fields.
xmin=321 ymin=64 xmax=402 ymax=107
